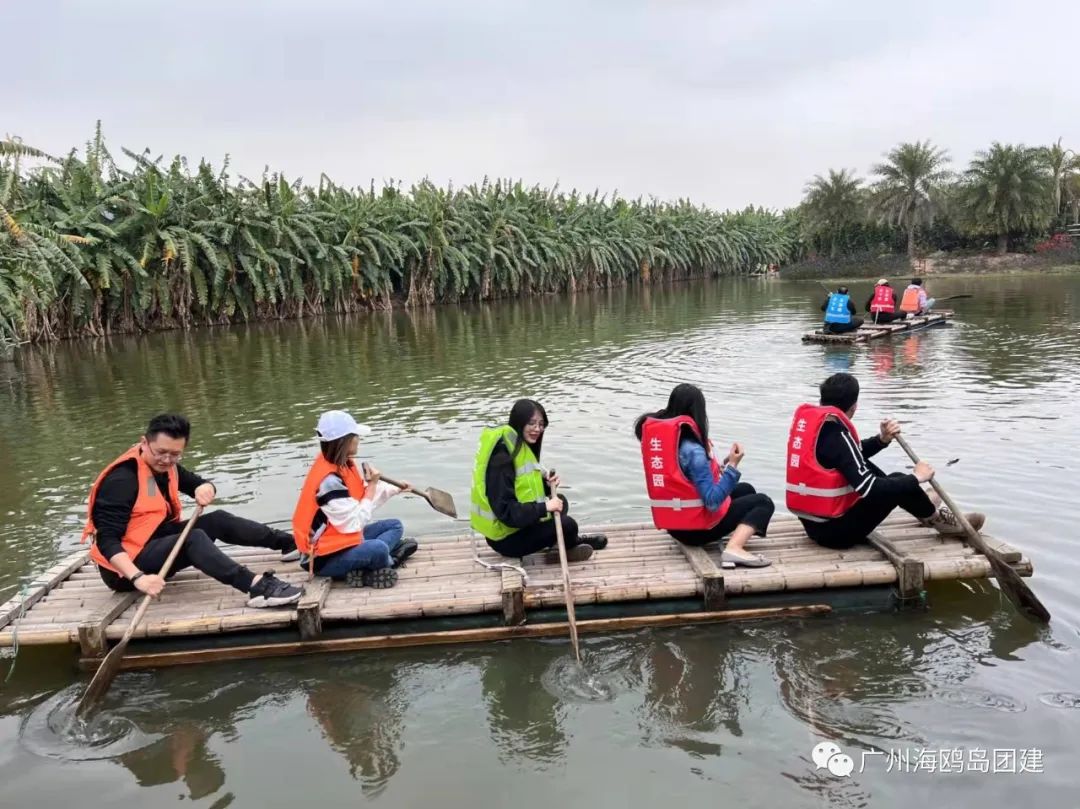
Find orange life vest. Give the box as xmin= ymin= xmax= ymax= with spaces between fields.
xmin=785 ymin=404 xmax=862 ymax=519
xmin=292 ymin=455 xmax=368 ymax=557
xmin=870 ymin=284 xmax=895 ymax=314
xmin=900 ymin=285 xmax=923 ymax=313
xmin=640 ymin=416 xmax=731 ymax=531
xmin=82 ymin=445 xmax=181 ymax=573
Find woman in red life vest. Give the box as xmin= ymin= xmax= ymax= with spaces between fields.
xmin=865 ymin=279 xmax=904 ymax=324
xmin=634 ymin=384 xmax=773 ymax=568
xmin=292 ymin=411 xmax=418 ymax=588
xmin=786 ymin=373 xmax=984 ymax=548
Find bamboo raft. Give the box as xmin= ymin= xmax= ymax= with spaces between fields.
xmin=802 ymin=310 xmax=954 ymax=344
xmin=0 ymin=513 xmax=1031 ymax=671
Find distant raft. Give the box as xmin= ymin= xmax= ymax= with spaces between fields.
xmin=802 ymin=310 xmax=954 ymax=345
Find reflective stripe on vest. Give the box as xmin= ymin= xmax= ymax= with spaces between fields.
xmin=785 ymin=482 xmax=855 ymax=497
xmin=470 ymin=425 xmax=549 ymax=541
xmin=648 ymin=497 xmax=705 ymax=510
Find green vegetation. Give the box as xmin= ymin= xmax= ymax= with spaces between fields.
xmin=800 ymin=138 xmax=1079 ymax=262
xmin=0 ymin=126 xmax=799 ymax=343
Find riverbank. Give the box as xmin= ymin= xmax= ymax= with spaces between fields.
xmin=781 ymin=250 xmax=1079 ymax=280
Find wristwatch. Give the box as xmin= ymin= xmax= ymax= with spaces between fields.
xmin=130 ymin=571 xmax=145 ymax=583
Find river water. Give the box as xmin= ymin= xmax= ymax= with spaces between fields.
xmin=0 ymin=273 xmax=1078 ymax=807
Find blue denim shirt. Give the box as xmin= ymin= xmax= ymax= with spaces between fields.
xmin=677 ymin=438 xmax=741 ymax=511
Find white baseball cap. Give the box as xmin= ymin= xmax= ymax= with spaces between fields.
xmin=877 ymin=278 xmax=889 ymax=285
xmin=315 ymin=410 xmax=372 ymax=441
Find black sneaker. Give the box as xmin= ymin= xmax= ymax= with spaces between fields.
xmin=391 ymin=539 xmax=419 ymax=568
xmin=580 ymin=534 xmax=608 ymax=550
xmin=246 ymin=571 xmax=303 ymax=608
xmin=346 ymin=567 xmax=398 ymax=589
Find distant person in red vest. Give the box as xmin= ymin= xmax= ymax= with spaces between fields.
xmin=899 ymin=278 xmax=935 ymax=315
xmin=635 ymin=384 xmax=773 ymax=568
xmin=785 ymin=373 xmax=984 ymax=549
xmin=83 ymin=413 xmax=303 ymax=608
xmin=865 ymin=279 xmax=904 ymax=324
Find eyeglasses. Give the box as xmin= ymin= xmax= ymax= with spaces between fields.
xmin=526 ymin=420 xmax=546 ymax=430
xmin=146 ymin=445 xmax=184 ymax=462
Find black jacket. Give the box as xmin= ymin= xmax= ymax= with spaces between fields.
xmin=91 ymin=460 xmax=212 ymax=560
xmin=815 ymin=421 xmax=920 ymax=500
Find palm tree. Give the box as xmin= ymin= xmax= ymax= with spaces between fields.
xmin=870 ymin=140 xmax=950 ymax=258
xmin=960 ymin=143 xmax=1053 ymax=255
xmin=1037 ymin=138 xmax=1080 ymax=224
xmin=800 ymin=169 xmax=864 ymax=258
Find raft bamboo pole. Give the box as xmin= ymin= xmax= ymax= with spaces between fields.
xmin=89 ymin=604 xmax=834 ymax=671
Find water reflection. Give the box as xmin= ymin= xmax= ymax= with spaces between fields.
xmin=306 ymin=673 xmax=405 ymax=795
xmin=481 ymin=643 xmax=568 ymax=766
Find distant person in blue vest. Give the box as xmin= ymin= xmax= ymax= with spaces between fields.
xmin=820 ymin=286 xmax=863 ymax=334
xmin=635 ymin=384 xmax=773 ymax=568
xmin=864 ymin=279 xmax=904 ymax=324
xmin=786 ymin=372 xmax=985 ymax=549
xmin=471 ymin=399 xmax=608 ymax=563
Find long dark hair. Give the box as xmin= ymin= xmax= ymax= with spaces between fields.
xmin=507 ymin=398 xmax=548 ymax=460
xmin=634 ymin=383 xmax=710 ymax=452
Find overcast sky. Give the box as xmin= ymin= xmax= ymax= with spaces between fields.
xmin=8 ymin=0 xmax=1079 ymax=210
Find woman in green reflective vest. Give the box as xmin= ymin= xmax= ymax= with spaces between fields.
xmin=470 ymin=399 xmax=607 ymax=563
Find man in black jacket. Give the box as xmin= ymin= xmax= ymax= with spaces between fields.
xmin=799 ymin=374 xmax=985 ymax=549
xmin=87 ymin=413 xmax=302 ymax=608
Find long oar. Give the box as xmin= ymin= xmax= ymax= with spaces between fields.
xmin=549 ymin=473 xmax=581 ymax=663
xmin=895 ymin=435 xmax=1050 ymax=624
xmin=76 ymin=506 xmax=205 ymax=718
xmin=936 ymin=293 xmax=973 ymax=302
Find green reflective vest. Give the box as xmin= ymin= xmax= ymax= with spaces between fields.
xmin=470 ymin=425 xmax=549 ymax=540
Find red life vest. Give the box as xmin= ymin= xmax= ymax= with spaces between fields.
xmin=785 ymin=404 xmax=862 ymax=519
xmin=869 ymin=284 xmax=895 ymax=314
xmin=292 ymin=454 xmax=368 ymax=557
xmin=640 ymin=416 xmax=731 ymax=531
xmin=82 ymin=445 xmax=182 ymax=573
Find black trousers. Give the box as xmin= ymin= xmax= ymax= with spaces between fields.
xmin=801 ymin=474 xmax=936 ymax=550
xmin=98 ymin=509 xmax=294 ymax=593
xmin=669 ymin=482 xmax=776 ymax=547
xmin=824 ymin=318 xmax=863 ymax=334
xmin=487 ymin=496 xmax=582 ymax=558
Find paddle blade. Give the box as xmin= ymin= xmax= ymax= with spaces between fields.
xmin=989 ymin=555 xmax=1051 ymax=624
xmin=422 ymin=487 xmax=458 ymax=518
xmin=75 ymin=638 xmax=130 ymax=719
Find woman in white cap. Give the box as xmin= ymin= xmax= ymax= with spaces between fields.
xmin=292 ymin=411 xmax=417 ymax=588
xmin=865 ymin=279 xmax=903 ymax=324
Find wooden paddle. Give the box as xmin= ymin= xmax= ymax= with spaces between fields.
xmin=382 ymin=475 xmax=457 ymax=518
xmin=76 ymin=506 xmax=205 ymax=718
xmin=361 ymin=465 xmax=457 ymax=518
xmin=895 ymin=435 xmax=1050 ymax=624
xmin=549 ymin=472 xmax=582 ymax=663
xmin=935 ymin=293 xmax=973 ymax=302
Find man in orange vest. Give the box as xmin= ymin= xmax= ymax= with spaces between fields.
xmin=785 ymin=373 xmax=984 ymax=549
xmin=84 ymin=413 xmax=303 ymax=607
